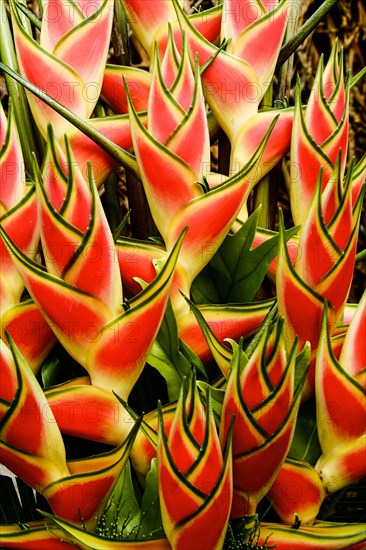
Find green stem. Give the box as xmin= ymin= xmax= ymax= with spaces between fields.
xmin=351 ymin=67 xmax=366 ymax=89
xmin=112 ymin=0 xmax=131 ymax=65
xmin=126 ymin=171 xmax=158 ymax=239
xmin=276 ymin=0 xmax=339 ymax=69
xmin=102 ymin=173 xmax=122 ymax=233
xmin=355 ymin=249 xmax=366 ymax=263
xmin=11 ymin=0 xmax=32 ymax=35
xmin=0 ymin=1 xmax=39 ymax=174
xmin=13 ymin=0 xmax=41 ymax=30
xmin=0 ymin=61 xmax=140 ymax=178
xmin=253 ymin=85 xmax=273 ymax=228
xmin=276 ymin=0 xmax=301 ymax=103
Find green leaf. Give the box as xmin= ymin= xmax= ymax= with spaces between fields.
xmin=136 ymin=459 xmax=164 ymax=539
xmin=97 ymin=459 xmax=164 ymax=541
xmin=97 ymin=460 xmax=141 ymax=539
xmin=148 ymin=299 xmax=192 ymax=400
xmin=192 ymin=209 xmax=299 ymax=304
xmin=40 ymin=343 xmax=88 ymax=388
xmin=148 ymin=341 xmax=183 ymax=402
xmin=288 ymin=399 xmax=322 ymax=465
xmin=179 ymin=339 xmax=208 ymax=381
xmin=190 ymin=266 xmax=222 ymax=304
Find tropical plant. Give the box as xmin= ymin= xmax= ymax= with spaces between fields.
xmin=0 ymin=0 xmax=365 ymax=548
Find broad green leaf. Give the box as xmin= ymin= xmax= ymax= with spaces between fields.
xmin=192 ymin=209 xmax=299 ymax=304
xmin=137 ymin=459 xmax=164 ymax=539
xmin=288 ymin=399 xmax=322 ymax=465
xmin=98 ymin=460 xmax=140 ymax=539
xmin=148 ymin=299 xmax=191 ymax=400
xmin=148 ymin=341 xmax=183 ymax=402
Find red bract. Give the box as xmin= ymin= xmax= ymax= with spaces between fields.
xmin=0 ymin=336 xmax=140 ymax=524
xmin=158 ymin=376 xmax=233 ymax=549
xmin=0 ymin=105 xmax=55 ymax=370
xmin=315 ymin=298 xmax=366 ymax=493
xmin=258 ymin=521 xmax=366 ymax=549
xmin=277 ymin=157 xmax=364 ymax=370
xmin=119 ymin=0 xmax=222 ymax=58
xmin=10 ymin=0 xmax=113 ymax=138
xmin=0 ymin=133 xmax=186 ymax=399
xmin=219 ymin=319 xmax=309 ymax=517
xmin=290 ymin=43 xmax=350 ymax=225
xmin=0 ymin=103 xmax=37 ymax=312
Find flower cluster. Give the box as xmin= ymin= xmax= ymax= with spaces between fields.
xmin=0 ymin=0 xmax=365 ymax=548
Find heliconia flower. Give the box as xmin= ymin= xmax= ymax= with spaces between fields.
xmin=277 ymin=159 xmax=364 ymax=365
xmin=0 ymin=333 xmax=143 ymax=524
xmin=37 ymin=135 xmax=122 ymax=317
xmin=314 ymin=299 xmax=366 ymax=494
xmin=290 ymin=42 xmax=350 ymax=225
xmin=128 ymin=45 xmax=278 ymax=316
xmin=0 ymin=104 xmax=53 ymax=369
xmin=0 ymin=334 xmax=68 ymax=496
xmin=172 ymin=0 xmax=290 ymax=140
xmin=267 ymin=458 xmax=326 ymax=525
xmin=0 ymin=134 xmax=186 ymax=399
xmin=257 ymin=520 xmax=366 ymax=549
xmin=158 ymin=375 xmax=233 ymax=550
xmin=128 ymin=34 xmax=209 ymax=243
xmin=0 ymin=103 xmax=38 ymax=312
xmin=219 ymin=319 xmax=309 ymax=518
xmin=10 ymin=0 xmax=114 ymax=139
xmin=220 ymin=0 xmax=288 ymax=98
xmin=119 ymin=0 xmax=222 ymax=58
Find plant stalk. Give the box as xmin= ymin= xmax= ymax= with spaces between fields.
xmin=0 ymin=1 xmax=39 ymax=174
xmin=0 ymin=61 xmax=140 ymax=178
xmin=276 ymin=0 xmax=339 ymax=69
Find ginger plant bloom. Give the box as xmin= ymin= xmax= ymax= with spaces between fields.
xmin=127 ymin=33 xmax=278 ymax=316
xmin=268 ymin=294 xmax=366 ymax=526
xmin=277 ymin=157 xmax=364 ymax=382
xmin=158 ymin=375 xmax=233 ymax=549
xmin=219 ymin=319 xmax=309 ymax=518
xmin=0 ymin=134 xmax=185 ymax=399
xmin=0 ymin=335 xmax=141 ymax=524
xmin=171 ymin=0 xmax=294 ymax=201
xmin=290 ymin=43 xmax=350 ymax=225
xmin=0 ymin=104 xmax=54 ymax=370
xmin=315 ymin=298 xmax=366 ymax=494
xmin=10 ymin=0 xmax=114 ymax=139
xmin=9 ymin=0 xmax=137 ymax=188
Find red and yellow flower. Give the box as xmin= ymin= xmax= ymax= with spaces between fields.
xmin=158 ymin=375 xmax=233 ymax=549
